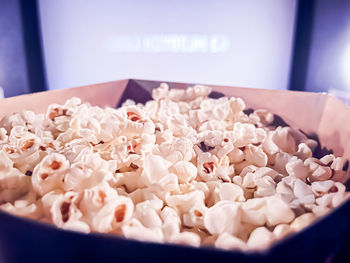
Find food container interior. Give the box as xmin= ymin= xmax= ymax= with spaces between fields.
xmin=0 ymin=79 xmax=350 ymax=263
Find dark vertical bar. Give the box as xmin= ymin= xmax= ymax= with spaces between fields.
xmin=19 ymin=0 xmax=47 ymax=93
xmin=288 ymin=0 xmax=316 ymax=91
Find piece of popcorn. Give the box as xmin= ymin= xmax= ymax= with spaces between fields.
xmin=161 ymin=206 xmax=181 ymax=239
xmin=169 ymin=231 xmax=201 ymax=247
xmin=265 ymin=196 xmax=295 ymax=226
xmin=276 ymin=181 xmax=294 ymax=203
xmin=141 ymin=153 xmax=172 ymax=186
xmin=166 ymin=189 xmax=205 ymax=214
xmin=330 ymin=157 xmax=349 ymax=183
xmin=311 ymin=180 xmax=334 ymax=195
xmin=233 ymin=123 xmax=266 ymax=147
xmin=295 ymin=143 xmax=313 ymax=161
xmin=241 ymin=198 xmax=267 ymax=226
xmin=171 ymin=161 xmax=197 ymax=184
xmin=285 ymin=159 xmax=309 ymax=181
xmin=152 ymin=83 xmax=169 ymax=100
xmin=293 ymin=179 xmax=315 ymax=204
xmin=215 ymin=232 xmax=247 ymax=250
xmin=290 ymin=213 xmax=315 ymax=231
xmin=50 ymin=191 xmax=90 ymax=233
xmin=134 ymin=200 xmax=163 ymax=229
xmin=305 ymin=158 xmax=332 ymax=182
xmin=204 ymin=200 xmax=242 ymax=236
xmin=273 ymin=224 xmax=294 ymax=239
xmin=254 ymin=176 xmax=276 ymax=198
xmin=247 ymin=227 xmax=275 ymax=250
xmin=79 ymin=182 xmax=119 ymax=217
xmin=122 ymin=218 xmax=164 ymax=243
xmin=252 ymin=109 xmax=274 ymax=127
xmin=212 ymin=182 xmax=245 ymax=203
xmin=89 ymin=195 xmax=134 ymax=233
xmin=244 ymin=145 xmax=268 ymax=167
xmin=31 ymin=153 xmax=70 ymax=196
xmin=183 ymin=205 xmax=207 ymax=228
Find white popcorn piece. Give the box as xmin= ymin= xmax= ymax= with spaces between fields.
xmin=212 ymin=182 xmax=245 ymax=203
xmin=169 ymin=231 xmax=201 ymax=247
xmin=228 ymin=147 xmax=245 ymax=164
xmin=273 ymin=224 xmax=294 ymax=239
xmin=204 ymin=200 xmax=242 ymax=236
xmin=32 ymin=153 xmax=70 ymax=196
xmin=90 ymin=195 xmax=134 ymax=233
xmin=183 ymin=205 xmax=207 ymax=228
xmin=134 ymin=200 xmax=163 ymax=229
xmin=122 ymin=218 xmax=164 ymax=243
xmin=305 ymin=158 xmax=332 ymax=182
xmin=215 ymin=232 xmax=247 ymax=250
xmin=311 ymin=180 xmax=334 ymax=194
xmin=285 ymin=159 xmax=309 ymax=181
xmin=276 ymin=181 xmax=294 ymax=203
xmin=0 ymin=188 xmax=42 ymax=219
xmin=241 ymin=198 xmax=267 ymax=226
xmin=244 ymin=145 xmax=268 ymax=168
xmin=252 ymin=109 xmax=274 ymax=126
xmin=290 ymin=213 xmax=315 ymax=231
xmin=50 ymin=191 xmax=90 ymax=233
xmin=161 ymin=206 xmax=181 ymax=239
xmin=171 ymin=161 xmax=197 ymax=184
xmin=247 ymin=227 xmax=275 ymax=249
xmin=166 ymin=190 xmax=205 ymax=214
xmin=295 ymin=143 xmax=313 ymax=161
xmin=0 ymin=152 xmax=31 ymax=203
xmin=293 ymin=179 xmax=315 ymax=204
xmin=233 ymin=123 xmax=266 ymax=147
xmin=141 ymin=153 xmax=171 ymax=186
xmin=254 ymin=176 xmax=276 ymax=198
xmin=312 ymin=205 xmax=330 ymax=217
xmin=79 ymin=182 xmax=119 ymax=215
xmin=152 ymin=83 xmax=169 ymax=101
xmin=265 ymin=196 xmax=295 ymax=226
xmin=272 ymin=127 xmax=297 ymax=154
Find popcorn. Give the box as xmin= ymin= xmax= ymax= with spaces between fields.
xmin=211 ymin=182 xmax=245 ymax=203
xmin=0 ymin=151 xmax=31 ymax=202
xmin=1 ymin=83 xmax=349 ymax=252
xmin=265 ymin=196 xmax=295 ymax=226
xmin=204 ymin=201 xmax=242 ymax=235
xmin=305 ymin=158 xmax=332 ymax=182
xmin=273 ymin=224 xmax=294 ymax=239
xmin=290 ymin=213 xmax=315 ymax=231
xmin=122 ymin=218 xmax=164 ymax=243
xmin=247 ymin=227 xmax=275 ymax=249
xmin=170 ymin=161 xmax=197 ymax=184
xmin=134 ymin=200 xmax=162 ymax=229
xmin=161 ymin=206 xmax=181 ymax=239
xmin=50 ymin=191 xmax=90 ymax=233
xmin=215 ymin=232 xmax=247 ymax=250
xmin=183 ymin=205 xmax=207 ymax=228
xmin=244 ymin=145 xmax=268 ymax=167
xmin=293 ymin=179 xmax=315 ymax=204
xmin=241 ymin=198 xmax=267 ymax=226
xmin=89 ymin=194 xmax=134 ymax=233
xmin=141 ymin=153 xmax=172 ymax=186
xmin=31 ymin=153 xmax=69 ymax=195
xmin=169 ymin=231 xmax=201 ymax=247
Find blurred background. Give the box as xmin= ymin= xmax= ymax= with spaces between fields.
xmin=0 ymin=0 xmax=349 ymax=99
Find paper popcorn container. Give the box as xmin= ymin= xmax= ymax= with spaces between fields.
xmin=0 ymin=79 xmax=349 ymax=262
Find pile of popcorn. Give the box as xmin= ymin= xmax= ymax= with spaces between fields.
xmin=0 ymin=83 xmax=349 ymax=251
